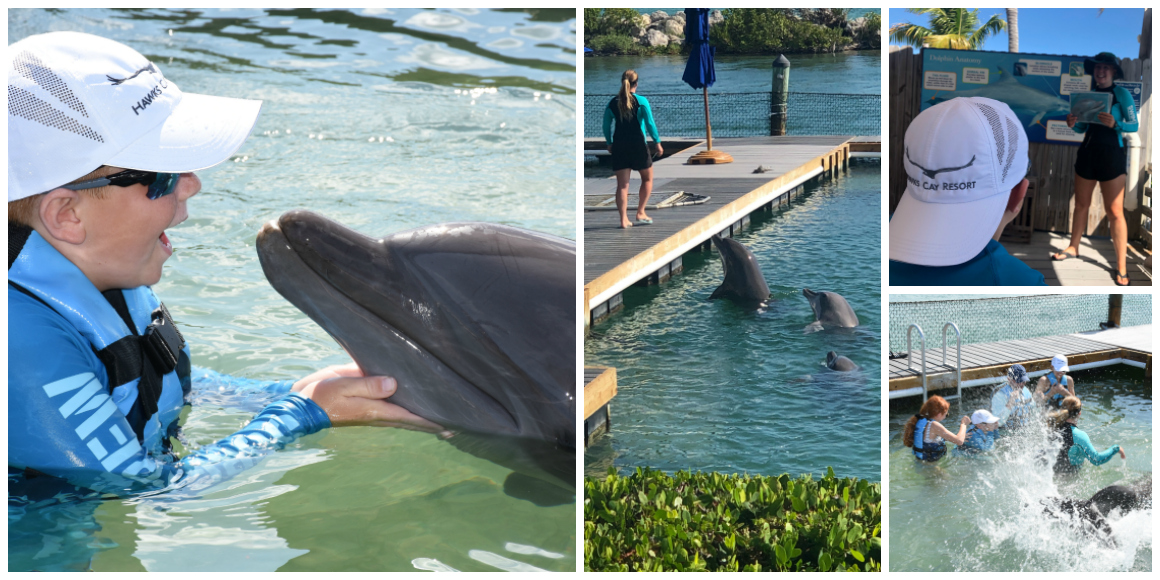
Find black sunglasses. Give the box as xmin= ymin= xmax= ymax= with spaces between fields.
xmin=62 ymin=170 xmax=181 ymax=200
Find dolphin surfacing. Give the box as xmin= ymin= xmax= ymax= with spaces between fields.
xmin=803 ymin=288 xmax=859 ymax=332
xmin=256 ymin=210 xmax=575 ymax=498
xmin=825 ymin=351 xmax=858 ymax=372
xmin=709 ymin=235 xmax=770 ymax=304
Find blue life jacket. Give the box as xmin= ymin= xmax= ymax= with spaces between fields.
xmin=8 ymin=225 xmax=191 ymax=459
xmin=1045 ymin=373 xmax=1069 ymax=408
xmin=912 ymin=416 xmax=947 ymax=462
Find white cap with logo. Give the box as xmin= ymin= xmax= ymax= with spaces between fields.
xmin=889 ymin=96 xmax=1029 ymax=266
xmin=8 ymin=31 xmax=262 ymax=202
xmin=1051 ymin=354 xmax=1069 ymax=373
xmin=971 ymin=409 xmax=999 ymax=425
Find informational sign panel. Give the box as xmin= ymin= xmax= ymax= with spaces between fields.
xmin=921 ymin=48 xmax=1099 ymax=145
xmin=1115 ymin=81 xmax=1143 ymax=110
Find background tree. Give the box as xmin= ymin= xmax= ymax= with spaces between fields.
xmin=1006 ymin=9 xmax=1018 ymax=52
xmin=889 ymin=8 xmax=1006 ymax=50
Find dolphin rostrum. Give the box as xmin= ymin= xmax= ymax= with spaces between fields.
xmin=825 ymin=351 xmax=858 ymax=372
xmin=256 ymin=210 xmax=575 ymax=501
xmin=802 ymin=288 xmax=859 ymax=333
xmin=708 ymin=235 xmax=770 ymax=304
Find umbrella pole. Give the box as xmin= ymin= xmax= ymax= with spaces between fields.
xmin=703 ymin=86 xmax=713 ymax=151
xmin=688 ymin=86 xmax=733 ymax=165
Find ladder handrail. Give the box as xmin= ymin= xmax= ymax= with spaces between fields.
xmin=907 ymin=324 xmax=928 ymax=402
xmin=943 ymin=322 xmax=962 ymax=401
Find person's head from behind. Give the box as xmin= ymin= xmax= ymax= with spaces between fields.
xmin=8 ymin=31 xmax=260 ymax=290
xmin=617 ymin=69 xmax=639 ymax=120
xmin=889 ymin=97 xmax=1030 ymax=267
xmin=1048 ymin=395 xmax=1082 ymax=428
xmin=1006 ymin=364 xmax=1029 ymax=389
xmin=902 ymin=395 xmax=951 ymax=447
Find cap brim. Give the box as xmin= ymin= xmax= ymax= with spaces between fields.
xmin=889 ymin=186 xmax=1008 ymax=267
xmin=106 ymin=92 xmax=262 ymax=173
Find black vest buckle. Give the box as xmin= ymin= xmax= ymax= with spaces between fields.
xmin=142 ymin=304 xmax=185 ymax=374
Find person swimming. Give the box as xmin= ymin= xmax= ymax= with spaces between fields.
xmin=903 ymin=395 xmax=970 ymax=462
xmin=953 ymin=409 xmax=1000 ymax=457
xmin=1048 ymin=396 xmax=1125 ymax=475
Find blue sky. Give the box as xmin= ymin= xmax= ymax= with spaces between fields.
xmin=888 ymin=8 xmax=1146 ymax=58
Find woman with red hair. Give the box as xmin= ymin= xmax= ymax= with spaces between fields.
xmin=903 ymin=395 xmax=970 ymax=462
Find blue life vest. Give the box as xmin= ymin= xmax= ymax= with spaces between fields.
xmin=8 ymin=226 xmax=191 ymax=453
xmin=912 ymin=416 xmax=947 ymax=462
xmin=1045 ymin=373 xmax=1069 ymax=408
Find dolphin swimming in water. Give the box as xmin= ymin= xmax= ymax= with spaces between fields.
xmin=802 ymin=289 xmax=859 ymax=333
xmin=708 ymin=235 xmax=770 ymax=304
xmin=1043 ymin=475 xmax=1151 ymax=542
xmin=929 ymin=66 xmax=1070 ymax=128
xmin=825 ymin=351 xmax=858 ymax=371
xmin=256 ymin=210 xmax=575 ymax=502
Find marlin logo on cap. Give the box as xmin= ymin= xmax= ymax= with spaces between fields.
xmin=106 ymin=62 xmax=159 ymax=85
xmin=906 ymin=148 xmax=976 ymax=179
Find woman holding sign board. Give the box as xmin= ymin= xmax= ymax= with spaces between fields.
xmin=1051 ymin=52 xmax=1139 ymax=286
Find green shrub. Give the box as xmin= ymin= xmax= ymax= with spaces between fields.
xmin=588 ymin=34 xmax=643 ymax=56
xmin=584 ymin=8 xmax=642 ymax=39
xmin=584 ymin=467 xmax=881 ymax=572
xmin=713 ymin=8 xmax=852 ymax=54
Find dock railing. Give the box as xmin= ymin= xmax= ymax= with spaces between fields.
xmin=583 ymin=91 xmax=881 ymax=139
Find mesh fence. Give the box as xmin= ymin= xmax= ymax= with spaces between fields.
xmin=584 ymin=92 xmax=880 ymax=139
xmin=888 ymin=294 xmax=1152 ymax=352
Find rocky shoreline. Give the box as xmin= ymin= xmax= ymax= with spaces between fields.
xmin=586 ymin=9 xmax=880 ymax=56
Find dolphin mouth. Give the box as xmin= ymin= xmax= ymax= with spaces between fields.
xmin=256 ymin=214 xmax=522 ymax=435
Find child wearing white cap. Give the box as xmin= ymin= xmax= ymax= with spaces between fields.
xmin=889 ymin=97 xmax=1046 ymax=286
xmin=1034 ymin=354 xmax=1076 ymax=409
xmin=953 ymin=409 xmax=1000 ymax=457
xmin=8 ymin=32 xmax=442 ymax=499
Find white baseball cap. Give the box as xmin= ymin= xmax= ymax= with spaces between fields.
xmin=1051 ymin=354 xmax=1069 ymax=372
xmin=8 ymin=31 xmax=262 ymax=202
xmin=971 ymin=409 xmax=999 ymax=425
xmin=889 ymin=97 xmax=1029 ymax=266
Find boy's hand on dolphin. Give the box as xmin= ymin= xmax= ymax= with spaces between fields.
xmin=1096 ymin=112 xmax=1115 ymax=128
xmin=297 ymin=375 xmax=451 ymax=436
xmin=291 ymin=362 xmax=364 ymax=392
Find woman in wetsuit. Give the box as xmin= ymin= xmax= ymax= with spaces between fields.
xmin=902 ymin=395 xmax=970 ymax=462
xmin=1048 ymin=396 xmax=1125 ymax=475
xmin=603 ymin=70 xmax=663 ymax=229
xmin=1052 ymin=52 xmax=1140 ymax=286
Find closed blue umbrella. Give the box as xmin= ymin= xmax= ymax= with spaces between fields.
xmin=682 ymin=8 xmax=731 ymax=164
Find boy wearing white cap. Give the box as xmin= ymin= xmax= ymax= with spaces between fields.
xmin=889 ymin=97 xmax=1046 ymax=286
xmin=1035 ymin=354 xmax=1076 ymax=409
xmin=8 ymin=32 xmax=441 ymax=499
xmin=953 ymin=409 xmax=1000 ymax=457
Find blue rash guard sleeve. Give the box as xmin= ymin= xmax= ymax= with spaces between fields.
xmin=636 ymin=95 xmax=661 ymax=143
xmin=1113 ymin=85 xmax=1139 ymax=133
xmin=603 ymin=103 xmax=615 ymax=145
xmin=1067 ymin=427 xmax=1120 ymax=467
xmin=9 ymin=294 xmax=331 ymax=497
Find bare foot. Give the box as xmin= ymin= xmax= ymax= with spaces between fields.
xmin=636 ymin=212 xmax=651 ymax=222
xmin=620 ymin=220 xmax=633 ymax=229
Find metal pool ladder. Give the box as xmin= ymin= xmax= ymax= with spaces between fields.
xmin=906 ymin=324 xmax=927 ymax=402
xmin=907 ymin=322 xmax=963 ymax=402
xmin=941 ymin=323 xmax=963 ymax=402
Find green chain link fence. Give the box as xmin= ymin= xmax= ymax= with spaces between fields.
xmin=888 ymin=294 xmax=1151 ymax=352
xmin=584 ymin=91 xmax=880 ymax=139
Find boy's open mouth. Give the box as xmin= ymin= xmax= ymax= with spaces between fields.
xmin=160 ymin=231 xmax=172 ymax=253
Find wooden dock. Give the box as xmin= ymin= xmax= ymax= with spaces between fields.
xmin=584 ymin=366 xmax=617 ymax=447
xmin=584 ymin=135 xmax=877 ymax=325
xmin=888 ymin=324 xmax=1152 ymax=399
xmin=1005 ymin=231 xmax=1152 ymax=286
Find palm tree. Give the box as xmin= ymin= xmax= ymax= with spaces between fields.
xmin=1006 ymin=9 xmax=1018 ymax=52
xmin=889 ymin=8 xmax=1006 ymax=50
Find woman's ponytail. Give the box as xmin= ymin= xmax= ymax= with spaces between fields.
xmin=617 ymin=70 xmax=638 ymax=120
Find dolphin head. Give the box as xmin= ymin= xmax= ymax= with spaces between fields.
xmin=709 ymin=235 xmax=770 ymax=304
xmin=826 ymin=351 xmax=839 ymax=366
xmin=256 ymin=210 xmax=576 ymax=448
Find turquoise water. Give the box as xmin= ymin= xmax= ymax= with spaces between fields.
xmin=888 ymin=366 xmax=1152 ymax=571
xmin=584 ymin=162 xmax=882 ymax=482
xmin=8 ymin=9 xmax=575 ymax=572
